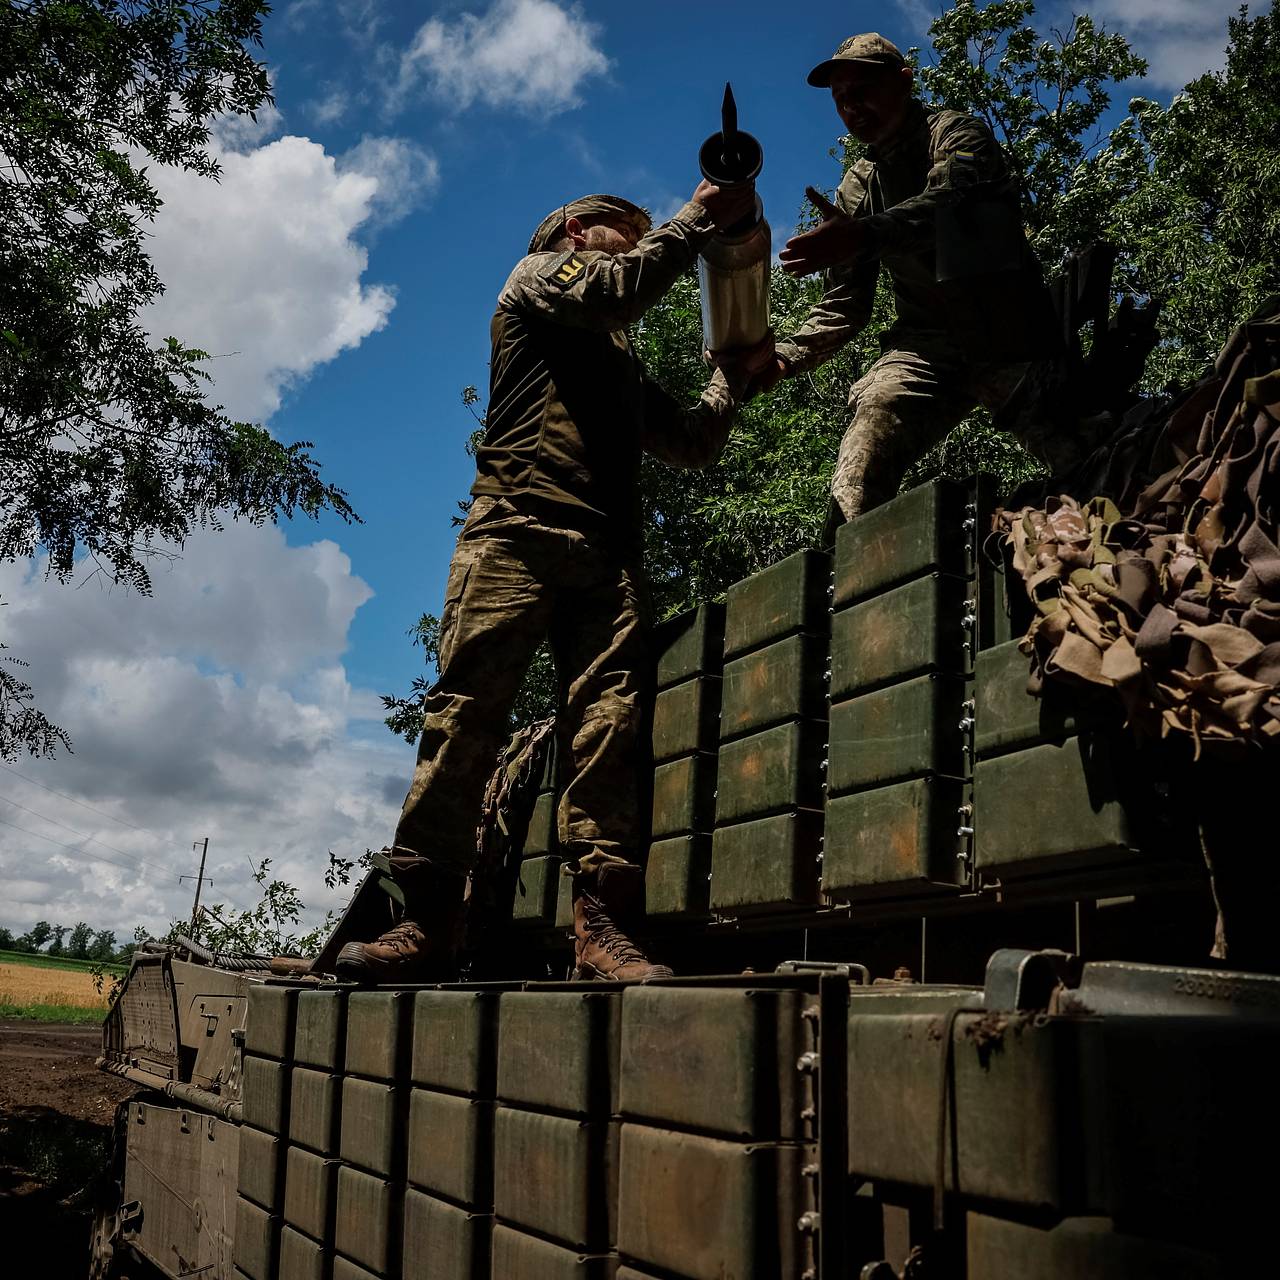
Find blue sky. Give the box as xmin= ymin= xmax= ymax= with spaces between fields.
xmin=0 ymin=0 xmax=1251 ymax=939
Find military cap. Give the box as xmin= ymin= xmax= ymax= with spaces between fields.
xmin=807 ymin=32 xmax=908 ymax=87
xmin=528 ymin=194 xmax=651 ymax=255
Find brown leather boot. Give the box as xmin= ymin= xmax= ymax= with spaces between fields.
xmin=572 ymin=863 xmax=672 ymax=982
xmin=336 ymin=862 xmax=465 ymax=984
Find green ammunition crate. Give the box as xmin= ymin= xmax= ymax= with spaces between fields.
xmin=289 ymin=1067 xmax=340 ymax=1155
xmin=827 ymin=672 xmax=967 ymax=795
xmin=1085 ymin=1012 xmax=1280 ymax=1249
xmin=332 ymin=1259 xmax=380 ymax=1280
xmin=233 ymin=1196 xmax=279 ymax=1280
xmin=493 ymin=1108 xmax=617 ymax=1250
xmin=524 ymin=790 xmax=557 ymax=857
xmin=723 ymin=549 xmax=831 ymax=660
xmin=411 ymin=990 xmax=499 ymax=1097
xmin=497 ymin=990 xmax=620 ymax=1116
xmin=403 ymin=1190 xmax=492 ymax=1280
xmin=831 ymin=572 xmax=971 ymax=698
xmin=714 ymin=720 xmax=825 ymax=825
xmin=708 ymin=810 xmax=822 ymax=912
xmin=619 ymin=987 xmax=809 ymax=1140
xmin=345 ymin=990 xmax=413 ymax=1082
xmin=975 ymin=638 xmax=1118 ymax=758
xmin=652 ymin=675 xmax=721 ymax=762
xmin=407 ymin=1090 xmax=494 ymax=1207
xmin=279 ymin=1225 xmax=326 ymax=1280
xmin=966 ymin=1213 xmax=1226 ymax=1279
xmin=833 ymin=479 xmax=969 ymax=606
xmin=644 ymin=834 xmax=711 ymax=919
xmin=241 ymin=1055 xmax=289 ymax=1134
xmin=655 ymin=603 xmax=724 ymax=690
xmin=335 ymin=1165 xmax=398 ymax=1276
xmin=340 ymin=1076 xmax=400 ymax=1176
xmin=295 ymin=990 xmax=345 ymax=1071
xmin=556 ymin=871 xmax=574 ymax=929
xmin=823 ymin=776 xmax=968 ymax=898
xmin=973 ymin=735 xmax=1138 ymax=880
xmin=283 ymin=1146 xmax=337 ymax=1242
xmin=650 ymin=752 xmax=717 ymax=839
xmin=847 ymin=1003 xmax=1093 ymax=1213
xmin=491 ymin=1224 xmax=619 ymax=1279
xmin=513 ymin=855 xmax=562 ymax=925
xmin=244 ymin=984 xmax=296 ymax=1060
xmin=615 ymin=1126 xmax=805 ymax=1280
xmin=719 ymin=633 xmax=828 ymax=742
xmin=236 ymin=1125 xmax=282 ymax=1211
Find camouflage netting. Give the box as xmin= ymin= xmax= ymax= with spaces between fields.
xmin=995 ymin=300 xmax=1280 ymax=757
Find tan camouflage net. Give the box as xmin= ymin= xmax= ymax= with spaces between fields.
xmin=996 ymin=304 xmax=1280 ymax=758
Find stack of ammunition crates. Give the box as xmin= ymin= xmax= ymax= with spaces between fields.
xmin=823 ymin=481 xmax=977 ymax=901
xmin=514 ymin=738 xmax=562 ymax=928
xmin=492 ymin=988 xmax=622 ymax=1274
xmin=711 ymin=551 xmax=830 ymax=914
xmin=647 ymin=603 xmax=725 ymax=919
xmin=236 ymin=985 xmax=296 ymax=1280
xmin=403 ymin=989 xmax=499 ymax=1278
xmin=206 ymin=951 xmax=1279 ymax=1280
xmin=614 ymin=978 xmax=820 ymax=1280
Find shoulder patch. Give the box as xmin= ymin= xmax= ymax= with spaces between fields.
xmin=544 ymin=251 xmax=587 ymax=288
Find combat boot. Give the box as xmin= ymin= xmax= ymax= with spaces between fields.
xmin=572 ymin=862 xmax=672 ymax=982
xmin=336 ymin=862 xmax=465 ymax=984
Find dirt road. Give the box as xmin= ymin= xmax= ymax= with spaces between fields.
xmin=0 ymin=1019 xmax=137 ymax=1278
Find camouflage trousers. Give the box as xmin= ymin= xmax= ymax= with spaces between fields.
xmin=393 ymin=495 xmax=647 ymax=879
xmin=832 ymin=347 xmax=1084 ymax=522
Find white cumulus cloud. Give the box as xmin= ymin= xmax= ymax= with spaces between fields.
xmin=143 ymin=125 xmax=437 ymax=422
xmin=0 ymin=524 xmax=414 ymax=942
xmin=1089 ymin=0 xmax=1243 ymax=89
xmin=395 ymin=0 xmax=610 ymax=115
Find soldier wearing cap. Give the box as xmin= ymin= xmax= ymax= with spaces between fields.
xmin=763 ymin=33 xmax=1067 ymax=526
xmin=338 ymin=181 xmax=760 ymax=984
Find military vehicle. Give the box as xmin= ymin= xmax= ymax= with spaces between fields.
xmin=90 ymin=471 xmax=1279 ymax=1279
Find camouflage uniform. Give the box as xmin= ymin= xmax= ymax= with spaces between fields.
xmin=393 ymin=199 xmax=738 ymax=879
xmin=776 ymin=99 xmax=1064 ymax=522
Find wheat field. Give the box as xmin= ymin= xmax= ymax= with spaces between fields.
xmin=0 ymin=959 xmax=112 ymax=1010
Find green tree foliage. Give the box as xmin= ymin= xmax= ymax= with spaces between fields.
xmin=18 ymin=919 xmax=53 ymax=952
xmin=1 ymin=0 xmax=356 ymax=761
xmin=0 ymin=925 xmax=13 ymax=949
xmin=1072 ymin=5 xmax=1280 ymax=390
xmin=65 ymin=919 xmax=93 ymax=959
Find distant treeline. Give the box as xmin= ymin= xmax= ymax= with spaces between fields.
xmin=0 ymin=919 xmax=135 ymax=963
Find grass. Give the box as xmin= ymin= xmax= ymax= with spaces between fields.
xmin=0 ymin=949 xmax=126 ymax=976
xmin=0 ymin=1000 xmax=106 ymax=1025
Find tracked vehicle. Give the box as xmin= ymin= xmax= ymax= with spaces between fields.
xmin=94 ymin=473 xmax=1279 ymax=1279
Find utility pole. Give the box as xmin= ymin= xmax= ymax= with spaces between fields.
xmin=180 ymin=837 xmax=212 ymax=932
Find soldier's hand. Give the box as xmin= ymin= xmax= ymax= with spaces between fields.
xmin=749 ymin=356 xmax=790 ymax=399
xmin=692 ymin=178 xmax=756 ymax=230
xmin=779 ymin=186 xmax=870 ymax=275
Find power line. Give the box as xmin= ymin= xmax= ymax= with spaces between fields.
xmin=0 ymin=760 xmax=157 ymax=835
xmin=0 ymin=812 xmax=257 ymax=915
xmin=0 ymin=792 xmax=174 ymax=876
xmin=0 ymin=813 xmax=154 ymax=878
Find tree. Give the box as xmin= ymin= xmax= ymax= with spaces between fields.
xmin=66 ymin=919 xmax=94 ymax=959
xmin=18 ymin=919 xmax=53 ymax=952
xmin=1077 ymin=5 xmax=1280 ymax=390
xmin=1 ymin=0 xmax=356 ymax=761
xmin=0 ymin=925 xmax=13 ymax=949
xmin=88 ymin=928 xmax=117 ymax=961
xmin=45 ymin=922 xmax=68 ymax=955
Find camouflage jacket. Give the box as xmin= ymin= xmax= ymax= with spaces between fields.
xmin=471 ymin=201 xmax=739 ymax=530
xmin=775 ymin=101 xmax=1055 ymax=371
